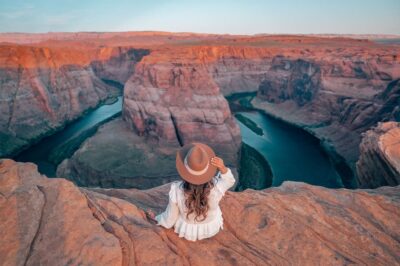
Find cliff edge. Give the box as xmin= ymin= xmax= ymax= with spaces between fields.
xmin=1 ymin=159 xmax=399 ymax=265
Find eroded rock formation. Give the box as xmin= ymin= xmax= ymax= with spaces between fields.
xmin=2 ymin=33 xmax=400 ymax=189
xmin=0 ymin=45 xmax=148 ymax=157
xmin=122 ymin=48 xmax=241 ymax=166
xmin=122 ymin=39 xmax=400 ymax=171
xmin=356 ymin=122 xmax=400 ymax=188
xmin=1 ymin=159 xmax=399 ymax=265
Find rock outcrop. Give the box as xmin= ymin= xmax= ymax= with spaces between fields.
xmin=122 ymin=48 xmax=242 ymax=166
xmin=356 ymin=122 xmax=400 ymax=188
xmin=0 ymin=45 xmax=147 ymax=157
xmin=1 ymin=159 xmax=400 ymax=265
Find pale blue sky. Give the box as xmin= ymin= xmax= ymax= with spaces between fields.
xmin=0 ymin=0 xmax=399 ymax=34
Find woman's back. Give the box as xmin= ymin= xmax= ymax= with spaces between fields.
xmin=155 ymin=168 xmax=235 ymax=241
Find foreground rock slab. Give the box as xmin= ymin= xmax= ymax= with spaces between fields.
xmin=1 ymin=159 xmax=399 ymax=265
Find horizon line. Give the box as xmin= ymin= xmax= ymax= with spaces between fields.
xmin=0 ymin=30 xmax=399 ymax=37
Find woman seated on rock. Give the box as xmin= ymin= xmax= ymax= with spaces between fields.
xmin=146 ymin=142 xmax=235 ymax=241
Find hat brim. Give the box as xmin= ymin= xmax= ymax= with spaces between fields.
xmin=176 ymin=142 xmax=217 ymax=185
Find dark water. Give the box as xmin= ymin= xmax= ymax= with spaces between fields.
xmin=15 ymin=92 xmax=344 ymax=189
xmin=15 ymin=97 xmax=123 ymax=176
xmin=236 ymin=111 xmax=344 ymax=188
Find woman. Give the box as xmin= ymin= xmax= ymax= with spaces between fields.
xmin=147 ymin=142 xmax=235 ymax=241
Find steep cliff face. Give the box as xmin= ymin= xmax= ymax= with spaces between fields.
xmin=356 ymin=122 xmax=400 ymax=188
xmin=122 ymin=41 xmax=399 ymax=171
xmin=123 ymin=48 xmax=241 ymax=166
xmin=1 ymin=159 xmax=399 ymax=265
xmin=55 ymin=38 xmax=399 ymax=189
xmin=253 ymin=57 xmax=399 ymax=164
xmin=3 ymin=34 xmax=399 ymax=190
xmin=0 ymin=45 xmax=148 ymax=157
xmin=222 ymin=45 xmax=400 ymax=167
xmin=257 ymin=57 xmax=321 ymax=106
xmin=90 ymin=47 xmax=149 ymax=86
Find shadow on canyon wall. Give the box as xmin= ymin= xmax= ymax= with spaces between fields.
xmin=1 ymin=34 xmax=399 ymax=191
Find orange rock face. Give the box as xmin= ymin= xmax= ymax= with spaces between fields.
xmin=0 ymin=159 xmax=122 ymax=266
xmin=0 ymin=43 xmax=149 ymax=157
xmin=120 ymin=36 xmax=400 ymax=168
xmin=357 ymin=122 xmax=400 ymax=188
xmin=1 ymin=159 xmax=399 ymax=265
xmin=122 ymin=47 xmax=242 ymax=166
xmin=1 ymin=33 xmax=399 ymax=163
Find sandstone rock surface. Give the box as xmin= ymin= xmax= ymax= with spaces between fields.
xmin=2 ymin=159 xmax=400 ymax=265
xmin=357 ymin=122 xmax=400 ymax=188
xmin=199 ymin=43 xmax=400 ymax=168
xmin=2 ymin=34 xmax=400 ymax=188
xmin=121 ymin=38 xmax=400 ymax=171
xmin=122 ymin=48 xmax=242 ymax=166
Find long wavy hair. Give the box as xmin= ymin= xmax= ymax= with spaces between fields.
xmin=181 ymin=179 xmax=215 ymax=222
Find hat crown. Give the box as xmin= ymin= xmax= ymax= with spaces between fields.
xmin=186 ymin=146 xmax=208 ymax=171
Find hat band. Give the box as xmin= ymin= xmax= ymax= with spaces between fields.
xmin=184 ymin=155 xmax=209 ymax=176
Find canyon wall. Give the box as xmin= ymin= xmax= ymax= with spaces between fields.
xmin=356 ymin=122 xmax=400 ymax=188
xmin=54 ymin=37 xmax=400 ymax=190
xmin=122 ymin=41 xmax=399 ymax=175
xmin=122 ymin=48 xmax=242 ymax=166
xmin=2 ymin=159 xmax=400 ymax=265
xmin=0 ymin=44 xmax=148 ymax=157
xmin=2 ymin=34 xmax=399 ymax=189
xmin=194 ymin=42 xmax=399 ymax=171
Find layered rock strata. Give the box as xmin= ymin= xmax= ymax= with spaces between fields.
xmin=122 ymin=48 xmax=242 ymax=166
xmin=2 ymin=34 xmax=399 ymax=189
xmin=356 ymin=122 xmax=400 ymax=188
xmin=0 ymin=45 xmax=148 ymax=157
xmin=123 ymin=41 xmax=400 ymax=171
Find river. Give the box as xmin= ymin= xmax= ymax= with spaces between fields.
xmin=16 ymin=93 xmax=345 ymax=189
xmin=15 ymin=97 xmax=123 ymax=177
xmin=236 ymin=111 xmax=344 ymax=188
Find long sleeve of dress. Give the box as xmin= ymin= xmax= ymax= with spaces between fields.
xmin=215 ymin=168 xmax=235 ymax=195
xmin=155 ymin=182 xmax=180 ymax=229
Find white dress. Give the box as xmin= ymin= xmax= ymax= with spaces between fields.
xmin=155 ymin=168 xmax=235 ymax=241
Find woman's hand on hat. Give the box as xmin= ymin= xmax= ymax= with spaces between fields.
xmin=211 ymin=156 xmax=228 ymax=174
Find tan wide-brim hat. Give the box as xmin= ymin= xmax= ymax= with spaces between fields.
xmin=176 ymin=142 xmax=217 ymax=185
